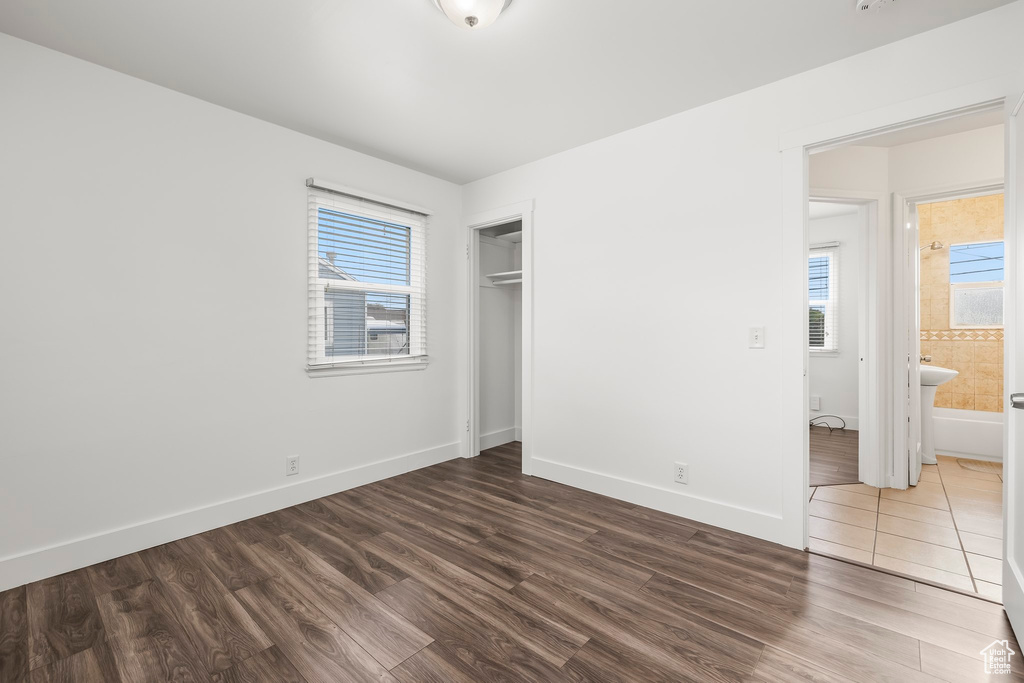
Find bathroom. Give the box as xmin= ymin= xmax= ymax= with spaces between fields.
xmin=804 ymin=111 xmax=1007 ymax=600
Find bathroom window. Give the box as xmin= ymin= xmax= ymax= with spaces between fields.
xmin=307 ymin=180 xmax=428 ymax=373
xmin=949 ymin=241 xmax=1004 ymax=329
xmin=808 ymin=248 xmax=837 ymax=351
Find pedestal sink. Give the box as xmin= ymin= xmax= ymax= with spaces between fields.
xmin=920 ymin=365 xmax=958 ymax=465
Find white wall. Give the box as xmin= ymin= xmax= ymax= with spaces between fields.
xmin=810 ymin=146 xmax=890 ymax=194
xmin=809 ymin=211 xmax=862 ymax=428
xmin=462 ymin=1 xmax=1024 ymax=545
xmin=889 ymin=124 xmax=1005 ymax=193
xmin=0 ymin=34 xmax=463 ymax=590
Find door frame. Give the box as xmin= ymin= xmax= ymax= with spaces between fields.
xmin=464 ymin=200 xmax=535 ymax=473
xmin=807 ymin=192 xmax=884 ymax=489
xmin=892 ymin=182 xmax=1005 ymax=490
xmin=779 ymin=76 xmax=1010 ymax=550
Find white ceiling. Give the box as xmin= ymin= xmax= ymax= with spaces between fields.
xmin=857 ymin=108 xmax=1005 ymax=148
xmin=0 ymin=0 xmax=1013 ymax=183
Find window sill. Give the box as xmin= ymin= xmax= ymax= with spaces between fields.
xmin=307 ymin=357 xmax=429 ymax=378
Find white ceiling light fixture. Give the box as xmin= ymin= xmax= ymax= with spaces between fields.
xmin=432 ymin=0 xmax=513 ymax=30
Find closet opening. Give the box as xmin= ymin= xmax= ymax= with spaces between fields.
xmin=465 ymin=201 xmax=534 ymax=473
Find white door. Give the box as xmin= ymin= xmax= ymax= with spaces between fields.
xmin=907 ymin=202 xmax=922 ymax=486
xmin=1004 ymin=74 xmax=1024 ymax=636
xmin=891 ymin=194 xmax=920 ymax=490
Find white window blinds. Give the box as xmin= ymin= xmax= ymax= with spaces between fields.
xmin=808 ymin=244 xmax=838 ymax=352
xmin=307 ymin=181 xmax=428 ymax=369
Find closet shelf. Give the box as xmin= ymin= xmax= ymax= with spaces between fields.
xmin=484 ymin=269 xmax=523 ymax=282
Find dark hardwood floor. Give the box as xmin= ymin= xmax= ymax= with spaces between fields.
xmin=1 ymin=442 xmax=1019 ymax=682
xmin=810 ymin=426 xmax=861 ymax=487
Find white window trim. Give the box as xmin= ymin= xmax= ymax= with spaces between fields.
xmin=808 ymin=248 xmax=838 ymax=353
xmin=949 ymin=281 xmax=1005 ymax=330
xmin=306 ymin=181 xmax=430 ymax=376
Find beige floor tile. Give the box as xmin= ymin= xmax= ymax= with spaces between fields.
xmin=880 ymin=481 xmax=949 ymax=510
xmin=876 ymin=514 xmax=961 ymax=549
xmin=954 ymin=512 xmax=1003 ymax=539
xmin=937 ymin=463 xmax=1002 ymax=483
xmin=830 ymin=483 xmax=880 ymax=497
xmin=959 ymin=531 xmax=1002 ymax=559
xmin=874 ymin=533 xmax=969 ymax=575
xmin=813 ymin=486 xmax=879 ymax=512
xmin=918 ymin=470 xmax=941 ymax=484
xmin=873 ymin=554 xmax=975 ymax=592
xmin=946 ymin=485 xmax=1002 ymax=506
xmin=967 ymin=553 xmax=1003 ymax=585
xmin=808 ymin=537 xmax=873 ymax=564
xmin=948 ymin=496 xmax=1002 ymax=514
xmin=976 ymin=580 xmax=1003 ymax=602
xmin=940 ymin=474 xmax=1003 ymax=492
xmin=808 ymin=499 xmax=877 ymax=529
xmin=809 ymin=516 xmax=876 ymax=552
xmin=878 ymin=499 xmax=955 ymax=528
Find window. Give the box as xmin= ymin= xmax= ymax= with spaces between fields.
xmin=808 ymin=247 xmax=837 ymax=351
xmin=307 ymin=180 xmax=428 ymax=371
xmin=949 ymin=241 xmax=1004 ymax=329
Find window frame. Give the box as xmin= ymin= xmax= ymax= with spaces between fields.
xmin=306 ymin=179 xmax=430 ymax=376
xmin=808 ymin=248 xmax=837 ymax=353
xmin=947 ymin=239 xmax=1004 ymax=330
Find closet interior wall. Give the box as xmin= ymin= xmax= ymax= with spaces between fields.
xmin=478 ymin=232 xmax=522 ymax=450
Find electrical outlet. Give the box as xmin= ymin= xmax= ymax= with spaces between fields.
xmin=285 ymin=455 xmax=300 ymax=476
xmin=810 ymin=395 xmax=821 ymax=411
xmin=674 ymin=462 xmax=689 ymax=485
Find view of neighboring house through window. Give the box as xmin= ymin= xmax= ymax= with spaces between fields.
xmin=808 ymin=248 xmax=837 ymax=351
xmin=949 ymin=240 xmax=1004 ymax=328
xmin=308 ymin=185 xmax=427 ymax=368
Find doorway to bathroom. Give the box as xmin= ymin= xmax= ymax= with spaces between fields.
xmin=802 ymin=106 xmax=1011 ymax=600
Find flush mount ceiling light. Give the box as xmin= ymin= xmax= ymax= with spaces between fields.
xmin=432 ymin=0 xmax=513 ymax=30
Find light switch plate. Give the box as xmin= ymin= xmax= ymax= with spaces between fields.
xmin=749 ymin=326 xmax=765 ymax=349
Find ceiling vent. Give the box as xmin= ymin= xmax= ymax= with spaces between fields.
xmin=856 ymin=0 xmax=896 ymax=11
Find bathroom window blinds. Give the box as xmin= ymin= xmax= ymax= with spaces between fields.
xmin=808 ymin=245 xmax=838 ymax=352
xmin=307 ymin=181 xmax=428 ymax=370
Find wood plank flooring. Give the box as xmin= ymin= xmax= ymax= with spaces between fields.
xmin=810 ymin=426 xmax=860 ymax=486
xmin=1 ymin=442 xmax=1020 ymax=682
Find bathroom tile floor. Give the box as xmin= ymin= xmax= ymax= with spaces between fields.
xmin=808 ymin=454 xmax=1004 ymax=600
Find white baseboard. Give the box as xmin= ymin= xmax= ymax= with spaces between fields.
xmin=808 ymin=412 xmax=858 ymax=430
xmin=0 ymin=441 xmax=460 ymax=592
xmin=480 ymin=428 xmax=518 ymax=451
xmin=515 ymin=426 xmax=522 ymax=441
xmin=933 ymin=408 xmax=1003 ymax=461
xmin=531 ymin=457 xmax=787 ymax=546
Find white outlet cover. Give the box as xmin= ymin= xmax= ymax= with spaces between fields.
xmin=285 ymin=455 xmax=300 ymax=476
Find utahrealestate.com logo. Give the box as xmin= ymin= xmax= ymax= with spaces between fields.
xmin=980 ymin=639 xmax=1016 ymax=675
